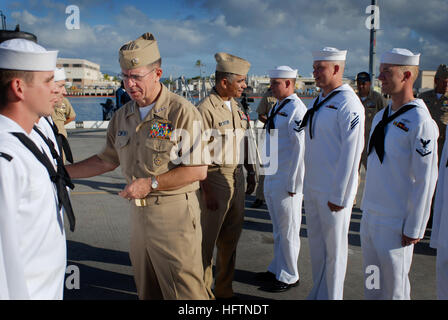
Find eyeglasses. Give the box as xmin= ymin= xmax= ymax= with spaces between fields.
xmin=119 ymin=68 xmax=156 ymax=82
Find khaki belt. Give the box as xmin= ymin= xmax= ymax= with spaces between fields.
xmin=134 ymin=191 xmax=196 ymax=207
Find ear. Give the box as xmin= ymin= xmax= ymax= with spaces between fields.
xmin=333 ymin=64 xmax=340 ymax=75
xmin=403 ymin=70 xmax=412 ymax=81
xmin=9 ymin=78 xmax=26 ymax=102
xmin=220 ymin=77 xmax=228 ymax=90
xmin=155 ymin=68 xmax=163 ymax=80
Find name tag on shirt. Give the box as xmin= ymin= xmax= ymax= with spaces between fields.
xmin=219 ymin=120 xmax=230 ymax=127
xmin=118 ymin=130 xmax=128 ymax=136
xmin=326 ymin=105 xmax=338 ymax=110
xmin=278 ymin=112 xmax=288 ymax=117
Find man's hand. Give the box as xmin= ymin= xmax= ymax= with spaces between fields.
xmin=401 ymin=234 xmax=420 ymax=247
xmin=119 ymin=177 xmax=151 ymax=200
xmin=246 ymin=173 xmax=256 ymax=195
xmin=328 ymin=201 xmax=344 ymax=212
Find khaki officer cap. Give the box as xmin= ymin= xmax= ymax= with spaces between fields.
xmin=435 ymin=64 xmax=448 ymax=79
xmin=119 ymin=32 xmax=161 ymax=70
xmin=215 ymin=52 xmax=250 ymax=76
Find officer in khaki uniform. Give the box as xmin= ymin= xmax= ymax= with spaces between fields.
xmin=51 ymin=97 xmax=76 ymax=138
xmin=356 ymin=71 xmax=386 ymax=169
xmin=66 ymin=32 xmax=209 ymax=300
xmin=198 ymin=52 xmax=256 ymax=299
xmin=418 ymin=64 xmax=448 ymax=162
xmin=252 ymin=88 xmax=277 ymax=208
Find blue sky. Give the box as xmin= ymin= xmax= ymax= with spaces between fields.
xmin=2 ymin=0 xmax=447 ymax=79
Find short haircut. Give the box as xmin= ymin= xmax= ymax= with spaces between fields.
xmin=148 ymin=58 xmax=162 ymax=69
xmin=0 ymin=69 xmax=35 ymax=107
xmin=399 ymin=65 xmax=419 ymax=82
xmin=215 ymin=71 xmax=237 ymax=85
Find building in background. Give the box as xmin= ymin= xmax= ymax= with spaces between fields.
xmin=57 ymin=58 xmax=119 ymax=96
xmin=415 ymin=70 xmax=437 ymax=93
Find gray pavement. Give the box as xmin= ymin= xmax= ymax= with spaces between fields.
xmin=63 ymin=128 xmax=437 ymax=300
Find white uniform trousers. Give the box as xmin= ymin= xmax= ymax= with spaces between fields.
xmin=436 ymin=246 xmax=448 ymax=300
xmin=304 ymin=189 xmax=352 ymax=300
xmin=264 ymin=178 xmax=302 ymax=284
xmin=360 ymin=211 xmax=414 ymax=300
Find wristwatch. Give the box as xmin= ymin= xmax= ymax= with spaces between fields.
xmin=150 ymin=175 xmax=159 ymax=190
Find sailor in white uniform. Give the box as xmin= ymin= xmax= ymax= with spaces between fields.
xmin=31 ymin=68 xmax=67 ymax=164
xmin=361 ymin=48 xmax=439 ymax=300
xmin=0 ymin=39 xmax=67 ymax=300
xmin=258 ymin=66 xmax=307 ymax=292
xmin=300 ymin=47 xmax=365 ymax=300
xmin=431 ymin=126 xmax=448 ymax=300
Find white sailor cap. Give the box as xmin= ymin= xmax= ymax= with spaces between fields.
xmin=54 ymin=67 xmax=66 ymax=81
xmin=380 ymin=48 xmax=420 ymax=66
xmin=312 ymin=47 xmax=347 ymax=61
xmin=269 ymin=66 xmax=298 ymax=79
xmin=0 ymin=38 xmax=58 ymax=71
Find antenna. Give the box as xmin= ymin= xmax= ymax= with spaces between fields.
xmin=0 ymin=11 xmax=6 ymax=30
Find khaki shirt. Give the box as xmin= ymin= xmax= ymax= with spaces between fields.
xmin=256 ymin=89 xmax=277 ymax=116
xmin=359 ymin=89 xmax=386 ymax=139
xmin=98 ymin=83 xmax=204 ymax=196
xmin=51 ymin=97 xmax=76 ymax=137
xmin=418 ymin=90 xmax=448 ymax=158
xmin=198 ymin=88 xmax=249 ymax=169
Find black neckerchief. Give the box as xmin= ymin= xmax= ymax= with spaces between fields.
xmin=10 ymin=131 xmax=76 ymax=232
xmin=368 ymin=104 xmax=417 ymax=163
xmin=299 ymin=90 xmax=341 ymax=139
xmin=264 ymin=98 xmax=291 ymax=134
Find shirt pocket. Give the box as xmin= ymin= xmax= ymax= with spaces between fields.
xmin=143 ymin=138 xmax=175 ymax=173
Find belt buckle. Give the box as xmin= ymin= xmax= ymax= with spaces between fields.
xmin=135 ymin=198 xmax=147 ymax=207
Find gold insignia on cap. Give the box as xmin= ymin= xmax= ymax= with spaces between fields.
xmin=215 ymin=52 xmax=251 ymax=76
xmin=119 ymin=32 xmax=161 ymax=70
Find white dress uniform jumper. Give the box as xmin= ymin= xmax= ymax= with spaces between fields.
xmin=0 ymin=116 xmax=67 ymax=299
xmin=361 ymin=99 xmax=439 ymax=299
xmin=263 ymin=93 xmax=307 ymax=285
xmin=301 ymin=84 xmax=365 ymax=300
xmin=431 ymin=126 xmax=448 ymax=299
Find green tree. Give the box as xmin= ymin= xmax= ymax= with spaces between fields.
xmin=195 ymin=60 xmax=204 ymax=78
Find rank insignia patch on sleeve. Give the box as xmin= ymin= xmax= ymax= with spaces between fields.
xmin=293 ymin=120 xmax=303 ymax=133
xmin=149 ymin=121 xmax=173 ymax=139
xmin=416 ymin=139 xmax=432 ymax=157
xmin=350 ymin=113 xmax=360 ymax=130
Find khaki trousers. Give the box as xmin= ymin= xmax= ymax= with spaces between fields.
xmin=201 ymin=166 xmax=245 ymax=298
xmin=129 ymin=190 xmax=209 ymax=300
